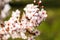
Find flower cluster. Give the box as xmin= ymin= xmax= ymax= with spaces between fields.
xmin=0 ymin=0 xmax=47 ymax=40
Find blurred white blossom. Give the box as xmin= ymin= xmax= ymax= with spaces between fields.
xmin=1 ymin=4 xmax=11 ymax=18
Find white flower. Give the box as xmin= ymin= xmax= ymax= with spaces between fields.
xmin=34 ymin=30 xmax=40 ymax=36
xmin=28 ymin=36 xmax=35 ymax=40
xmin=2 ymin=34 xmax=10 ymax=40
xmin=11 ymin=32 xmax=20 ymax=39
xmin=20 ymin=32 xmax=27 ymax=39
xmin=34 ymin=0 xmax=36 ymax=3
xmin=39 ymin=0 xmax=42 ymax=3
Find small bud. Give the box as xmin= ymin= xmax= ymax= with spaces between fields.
xmin=42 ymin=6 xmax=44 ymax=8
xmin=34 ymin=0 xmax=36 ymax=3
xmin=39 ymin=0 xmax=42 ymax=3
xmin=38 ymin=0 xmax=42 ymax=5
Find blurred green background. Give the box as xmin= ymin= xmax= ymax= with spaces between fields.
xmin=7 ymin=0 xmax=60 ymax=40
